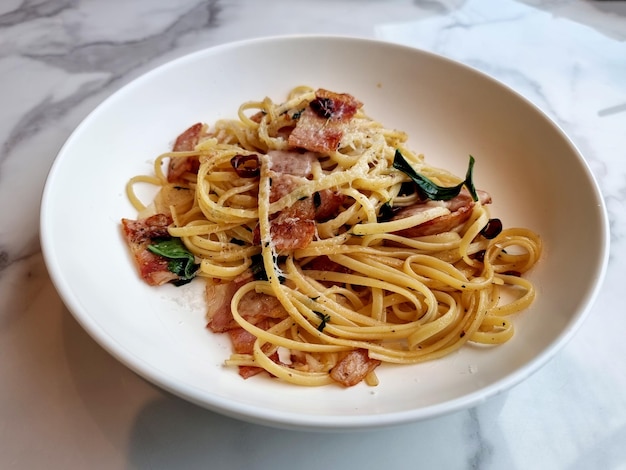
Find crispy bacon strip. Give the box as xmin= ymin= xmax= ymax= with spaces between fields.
xmin=167 ymin=122 xmax=203 ymax=183
xmin=314 ymin=189 xmax=345 ymax=222
xmin=265 ymin=214 xmax=317 ymax=251
xmin=314 ymin=88 xmax=362 ymax=121
xmin=253 ymin=192 xmax=344 ymax=251
xmin=265 ymin=151 xmax=317 ymax=249
xmin=206 ymin=277 xmax=287 ymax=333
xmin=206 ymin=278 xmax=288 ymax=380
xmin=121 ymin=214 xmax=178 ymax=286
xmin=260 ymin=190 xmax=344 ymax=250
xmin=330 ymin=349 xmax=381 ymax=387
xmin=304 ymin=255 xmax=351 ymax=274
xmin=205 ymin=278 xmax=248 ymax=333
xmin=238 ymin=351 xmax=281 ymax=379
xmin=267 ymin=149 xmax=316 ymax=178
xmin=253 ymin=150 xmax=344 ymax=251
xmin=392 ymin=189 xmax=492 ymax=237
xmin=288 ymin=89 xmax=362 ymax=153
xmin=228 ymin=320 xmax=281 ymax=379
xmin=228 ymin=327 xmax=259 ymax=355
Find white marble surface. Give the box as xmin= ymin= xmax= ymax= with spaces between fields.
xmin=1 ymin=0 xmax=625 ymax=468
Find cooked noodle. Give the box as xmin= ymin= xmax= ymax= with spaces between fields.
xmin=125 ymin=86 xmax=542 ymax=387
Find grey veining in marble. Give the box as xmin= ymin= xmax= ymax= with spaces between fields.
xmin=1 ymin=0 xmax=626 ymax=468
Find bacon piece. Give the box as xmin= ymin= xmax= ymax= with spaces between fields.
xmin=128 ymin=250 xmax=177 ymax=286
xmin=167 ymin=122 xmax=203 ymax=183
xmin=268 ymin=213 xmax=316 ymax=251
xmin=252 ymin=210 xmax=316 ymax=251
xmin=268 ymin=151 xmax=345 ymax=224
xmin=249 ymin=111 xmax=265 ymax=123
xmin=228 ymin=319 xmax=275 ymax=355
xmin=303 ymin=255 xmax=352 ymax=288
xmin=122 ymin=214 xmax=171 ymax=243
xmin=238 ymin=290 xmax=288 ymax=322
xmin=314 ymin=88 xmax=362 ymax=121
xmin=238 ymin=365 xmax=265 ymax=379
xmin=227 ymin=322 xmax=285 ymax=380
xmin=254 ymin=150 xmax=345 ymax=250
xmin=304 ymin=255 xmax=351 ymax=274
xmin=392 ymin=189 xmax=492 ymax=237
xmin=254 ymin=152 xmax=317 ymax=250
xmin=206 ymin=277 xmax=287 ymax=333
xmin=206 ymin=278 xmax=248 ymax=333
xmin=267 ymin=150 xmax=316 ymax=177
xmin=314 ymin=189 xmax=345 ymax=221
xmin=330 ymin=349 xmax=381 ymax=387
xmin=121 ymin=214 xmax=178 ymax=286
xmin=238 ymin=351 xmax=281 ymax=379
xmin=227 ymin=323 xmax=284 ymax=380
xmin=257 ymin=188 xmax=344 ymax=250
xmin=269 ymin=173 xmax=306 ymax=203
xmin=288 ymin=89 xmax=362 ymax=153
xmin=228 ymin=327 xmax=258 ymax=355
xmin=208 ymin=280 xmax=287 ymax=380
xmin=267 ymin=150 xmax=316 ymax=204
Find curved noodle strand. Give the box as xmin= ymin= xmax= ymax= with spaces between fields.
xmin=124 ymin=86 xmax=543 ymax=387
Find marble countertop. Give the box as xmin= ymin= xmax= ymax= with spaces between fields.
xmin=1 ymin=0 xmax=625 ymax=468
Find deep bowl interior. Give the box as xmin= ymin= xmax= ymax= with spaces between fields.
xmin=40 ymin=36 xmax=609 ymax=431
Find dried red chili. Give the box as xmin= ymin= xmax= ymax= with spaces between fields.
xmin=230 ymin=154 xmax=260 ymax=178
xmin=480 ymin=218 xmax=503 ymax=239
xmin=309 ymin=97 xmax=335 ymax=119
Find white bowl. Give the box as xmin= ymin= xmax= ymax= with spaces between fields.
xmin=40 ymin=36 xmax=609 ymax=431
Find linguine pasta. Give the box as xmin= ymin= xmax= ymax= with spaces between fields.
xmin=123 ymin=86 xmax=542 ymax=387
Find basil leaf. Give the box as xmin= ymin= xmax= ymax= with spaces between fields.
xmin=393 ymin=150 xmax=478 ymax=202
xmin=148 ymin=238 xmax=199 ymax=284
xmin=377 ymin=200 xmax=395 ymax=222
xmin=148 ymin=238 xmax=193 ymax=260
xmin=465 ymin=155 xmax=478 ymax=202
xmin=250 ymin=252 xmax=286 ymax=283
xmin=314 ymin=311 xmax=331 ymax=332
xmin=250 ymin=253 xmax=268 ymax=281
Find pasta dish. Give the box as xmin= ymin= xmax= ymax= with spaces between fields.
xmin=121 ymin=86 xmax=542 ymax=387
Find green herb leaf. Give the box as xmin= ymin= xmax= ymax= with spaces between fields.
xmin=250 ymin=253 xmax=268 ymax=281
xmin=377 ymin=200 xmax=395 ymax=222
xmin=251 ymin=253 xmax=286 ymax=283
xmin=393 ymin=150 xmax=478 ymax=202
xmin=314 ymin=311 xmax=331 ymax=332
xmin=147 ymin=238 xmax=199 ymax=285
xmin=465 ymin=155 xmax=478 ymax=202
